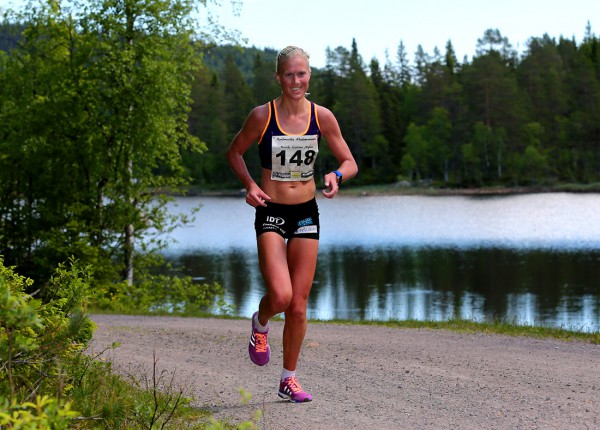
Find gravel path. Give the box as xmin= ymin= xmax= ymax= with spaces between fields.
xmin=90 ymin=314 xmax=600 ymax=430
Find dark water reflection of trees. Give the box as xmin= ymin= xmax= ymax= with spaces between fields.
xmin=166 ymin=246 xmax=600 ymax=332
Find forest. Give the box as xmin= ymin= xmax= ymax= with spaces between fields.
xmin=3 ymin=16 xmax=600 ymax=193
xmin=186 ymin=26 xmax=600 ymax=190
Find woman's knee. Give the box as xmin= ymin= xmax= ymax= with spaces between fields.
xmin=285 ymin=299 xmax=308 ymax=322
xmin=266 ymin=289 xmax=293 ymax=313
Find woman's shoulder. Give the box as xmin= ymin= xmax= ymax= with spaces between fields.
xmin=313 ymin=103 xmax=337 ymax=127
xmin=251 ymin=101 xmax=271 ymax=117
xmin=246 ymin=102 xmax=271 ymax=126
xmin=314 ymin=102 xmax=335 ymax=116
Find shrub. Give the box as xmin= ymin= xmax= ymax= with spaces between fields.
xmin=0 ymin=257 xmax=93 ymax=426
xmin=0 ymin=395 xmax=78 ymax=429
xmin=92 ymin=272 xmax=228 ymax=316
xmin=0 ymin=257 xmax=238 ymax=429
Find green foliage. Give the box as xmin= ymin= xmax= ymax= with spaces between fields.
xmin=0 ymin=0 xmax=205 ymax=286
xmin=461 ymin=142 xmax=482 ymax=185
xmin=0 ymin=257 xmax=94 ymax=428
xmin=202 ymin=44 xmax=279 ymax=85
xmin=400 ymin=153 xmax=416 ymax=179
xmin=324 ymin=40 xmax=382 ymax=184
xmin=424 ymin=107 xmax=453 ymax=182
xmin=63 ymin=340 xmax=217 ymax=429
xmin=403 ymin=122 xmax=428 ymax=179
xmin=92 ymin=273 xmax=228 ymax=316
xmin=0 ymin=20 xmax=24 ymax=52
xmin=0 ymin=258 xmax=94 ymax=402
xmin=518 ymin=145 xmax=550 ymax=184
xmin=0 ymin=257 xmax=239 ymax=428
xmin=0 ymin=395 xmax=79 ymax=429
xmin=69 ymin=347 xmax=261 ymax=429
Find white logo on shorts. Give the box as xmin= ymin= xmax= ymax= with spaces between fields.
xmin=266 ymin=216 xmax=285 ymax=225
xmin=295 ymin=225 xmax=318 ymax=235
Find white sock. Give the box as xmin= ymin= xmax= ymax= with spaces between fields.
xmin=281 ymin=368 xmax=296 ymax=381
xmin=253 ymin=312 xmax=269 ymax=333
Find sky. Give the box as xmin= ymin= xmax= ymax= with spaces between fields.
xmin=1 ymin=0 xmax=597 ymax=69
xmin=206 ymin=0 xmax=599 ymax=68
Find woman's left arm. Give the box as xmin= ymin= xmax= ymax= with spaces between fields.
xmin=318 ymin=106 xmax=358 ymax=198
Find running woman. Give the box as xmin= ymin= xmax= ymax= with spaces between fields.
xmin=226 ymin=45 xmax=357 ymax=402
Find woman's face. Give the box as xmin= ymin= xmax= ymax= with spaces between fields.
xmin=276 ymin=54 xmax=311 ymax=100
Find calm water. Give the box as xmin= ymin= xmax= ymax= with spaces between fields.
xmin=162 ymin=193 xmax=600 ymax=332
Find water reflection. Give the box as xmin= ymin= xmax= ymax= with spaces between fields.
xmin=160 ymin=194 xmax=600 ymax=332
xmin=168 ymin=246 xmax=600 ymax=333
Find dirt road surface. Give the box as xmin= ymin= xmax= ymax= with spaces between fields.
xmin=90 ymin=314 xmax=600 ymax=430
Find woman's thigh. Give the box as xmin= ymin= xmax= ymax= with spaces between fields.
xmin=286 ymin=238 xmax=319 ymax=302
xmin=257 ymin=232 xmax=292 ymax=294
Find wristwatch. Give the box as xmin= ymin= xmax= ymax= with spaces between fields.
xmin=333 ymin=170 xmax=342 ymax=186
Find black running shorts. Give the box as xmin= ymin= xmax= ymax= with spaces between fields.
xmin=254 ymin=198 xmax=320 ymax=240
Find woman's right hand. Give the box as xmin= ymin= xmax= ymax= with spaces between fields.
xmin=245 ymin=183 xmax=271 ymax=207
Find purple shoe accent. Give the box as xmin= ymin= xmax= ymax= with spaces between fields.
xmin=278 ymin=376 xmax=313 ymax=403
xmin=248 ymin=312 xmax=270 ymax=366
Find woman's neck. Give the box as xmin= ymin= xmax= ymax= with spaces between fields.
xmin=276 ymin=96 xmax=309 ymax=117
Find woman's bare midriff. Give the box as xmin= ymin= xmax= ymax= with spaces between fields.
xmin=261 ymin=169 xmax=316 ymax=205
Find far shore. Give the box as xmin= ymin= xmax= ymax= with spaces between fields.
xmin=169 ymin=182 xmax=600 ymax=198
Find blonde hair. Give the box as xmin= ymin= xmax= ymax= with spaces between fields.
xmin=276 ymin=46 xmax=310 ymax=74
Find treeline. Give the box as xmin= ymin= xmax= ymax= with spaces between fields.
xmin=2 ymin=20 xmax=599 ymax=190
xmin=186 ymin=26 xmax=600 ymax=189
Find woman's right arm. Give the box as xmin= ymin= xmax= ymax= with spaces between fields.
xmin=226 ymin=105 xmax=272 ymax=207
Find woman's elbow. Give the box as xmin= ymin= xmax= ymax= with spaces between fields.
xmin=347 ymin=159 xmax=359 ymax=179
xmin=226 ymin=146 xmax=238 ymax=166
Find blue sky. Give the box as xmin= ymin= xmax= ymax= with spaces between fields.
xmin=207 ymin=0 xmax=599 ymax=68
xmin=2 ymin=0 xmax=597 ymax=69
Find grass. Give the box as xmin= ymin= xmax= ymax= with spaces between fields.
xmin=314 ymin=317 xmax=600 ymax=344
xmin=70 ymin=348 xmax=208 ymax=429
xmin=72 ymin=345 xmax=262 ymax=429
xmin=92 ymin=310 xmax=600 ymax=344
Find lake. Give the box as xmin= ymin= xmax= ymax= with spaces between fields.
xmin=161 ymin=193 xmax=600 ymax=332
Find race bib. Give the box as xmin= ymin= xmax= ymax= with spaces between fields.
xmin=271 ymin=135 xmax=319 ymax=181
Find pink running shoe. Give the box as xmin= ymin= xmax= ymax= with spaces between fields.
xmin=278 ymin=376 xmax=313 ymax=403
xmin=248 ymin=312 xmax=270 ymax=366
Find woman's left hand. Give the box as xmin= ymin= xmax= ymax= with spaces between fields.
xmin=322 ymin=172 xmax=339 ymax=199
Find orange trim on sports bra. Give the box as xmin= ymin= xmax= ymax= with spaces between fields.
xmin=257 ymin=102 xmax=271 ymax=145
xmin=314 ymin=104 xmax=321 ymax=130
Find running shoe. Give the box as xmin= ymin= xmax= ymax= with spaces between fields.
xmin=248 ymin=312 xmax=270 ymax=366
xmin=278 ymin=376 xmax=313 ymax=403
